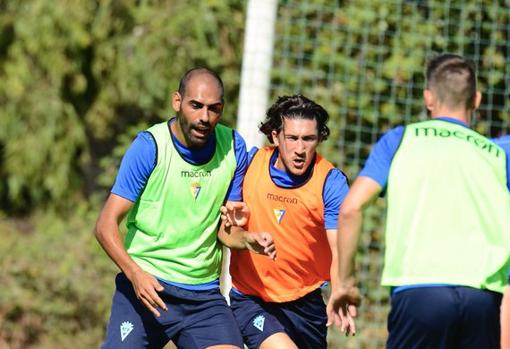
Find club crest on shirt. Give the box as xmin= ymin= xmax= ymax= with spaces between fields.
xmin=273 ymin=209 xmax=285 ymax=223
xmin=190 ymin=182 xmax=201 ymax=200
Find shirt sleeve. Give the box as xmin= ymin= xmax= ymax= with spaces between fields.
xmin=247 ymin=146 xmax=259 ymax=165
xmin=358 ymin=126 xmax=405 ymax=189
xmin=323 ymin=169 xmax=350 ymax=230
xmin=225 ymin=130 xmax=248 ymax=201
xmin=111 ymin=132 xmax=156 ymax=202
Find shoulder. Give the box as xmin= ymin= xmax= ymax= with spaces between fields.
xmin=232 ymin=129 xmax=247 ymax=147
xmin=129 ymin=131 xmax=157 ymax=156
xmin=493 ymin=135 xmax=510 ymax=153
xmin=369 ymin=125 xmax=406 ymax=158
xmin=380 ymin=125 xmax=405 ymax=142
xmin=325 ymin=167 xmax=348 ymax=183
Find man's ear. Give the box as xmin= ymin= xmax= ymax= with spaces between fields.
xmin=423 ymin=89 xmax=434 ymax=112
xmin=473 ymin=91 xmax=482 ymax=110
xmin=172 ymin=92 xmax=182 ymax=112
xmin=271 ymin=130 xmax=279 ymax=146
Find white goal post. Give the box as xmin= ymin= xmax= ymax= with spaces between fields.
xmin=220 ymin=0 xmax=278 ymax=300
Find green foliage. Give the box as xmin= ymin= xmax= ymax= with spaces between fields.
xmin=0 ymin=0 xmax=246 ymax=213
xmin=0 ymin=206 xmax=117 ymax=348
xmin=0 ymin=2 xmax=246 ymax=347
xmin=273 ymin=0 xmax=510 ymax=176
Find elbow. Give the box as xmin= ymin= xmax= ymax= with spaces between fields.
xmin=94 ymin=218 xmax=107 ymax=242
xmin=339 ymin=203 xmax=362 ymax=222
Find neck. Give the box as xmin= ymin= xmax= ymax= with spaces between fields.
xmin=430 ymin=107 xmax=471 ymax=125
xmin=170 ymin=117 xmax=189 ymax=147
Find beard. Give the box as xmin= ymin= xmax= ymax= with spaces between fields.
xmin=176 ymin=113 xmax=213 ymax=149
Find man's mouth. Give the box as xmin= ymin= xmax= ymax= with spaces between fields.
xmin=192 ymin=126 xmax=210 ymax=138
xmin=293 ymin=158 xmax=305 ymax=167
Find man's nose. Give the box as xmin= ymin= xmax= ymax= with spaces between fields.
xmin=198 ymin=107 xmax=210 ymax=123
xmin=295 ymin=139 xmax=305 ymax=153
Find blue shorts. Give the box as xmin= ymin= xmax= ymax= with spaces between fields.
xmin=229 ymin=288 xmax=327 ymax=349
xmin=387 ymin=286 xmax=502 ymax=349
xmin=101 ymin=273 xmax=243 ymax=349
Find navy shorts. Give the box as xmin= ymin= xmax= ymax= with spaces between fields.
xmin=387 ymin=286 xmax=502 ymax=349
xmin=101 ymin=273 xmax=243 ymax=349
xmin=229 ymin=288 xmax=327 ymax=349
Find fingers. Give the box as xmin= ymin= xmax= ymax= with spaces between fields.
xmin=132 ymin=274 xmax=168 ymax=318
xmin=220 ymin=202 xmax=249 ymax=227
xmin=252 ymin=233 xmax=277 ymax=260
xmin=220 ymin=204 xmax=233 ymax=227
xmin=262 ymin=236 xmax=276 ymax=260
xmin=140 ymin=285 xmax=167 ymax=317
xmin=342 ymin=312 xmax=356 ymax=336
xmin=326 ymin=300 xmax=339 ymax=327
xmin=338 ymin=303 xmax=357 ymax=336
xmin=348 ymin=304 xmax=357 ymax=318
xmin=150 ymin=279 xmax=168 ymax=312
xmin=326 ymin=289 xmax=359 ymax=336
xmin=140 ymin=296 xmax=161 ymax=317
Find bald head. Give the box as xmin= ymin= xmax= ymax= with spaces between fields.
xmin=178 ymin=67 xmax=224 ymax=99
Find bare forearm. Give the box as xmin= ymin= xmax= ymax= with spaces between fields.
xmin=330 ymin=254 xmax=339 ymax=293
xmin=95 ymin=221 xmax=142 ymax=280
xmin=218 ymin=223 xmax=250 ymax=250
xmin=326 ymin=229 xmax=339 ymax=294
xmin=337 ymin=208 xmax=363 ymax=286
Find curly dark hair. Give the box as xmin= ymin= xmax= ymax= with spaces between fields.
xmin=259 ymin=95 xmax=330 ymax=144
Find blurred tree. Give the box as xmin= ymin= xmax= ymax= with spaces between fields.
xmin=0 ymin=0 xmax=246 ymax=214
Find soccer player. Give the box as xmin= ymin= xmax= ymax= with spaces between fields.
xmin=219 ymin=95 xmax=349 ymax=349
xmin=95 ymin=68 xmax=270 ymax=349
xmin=327 ymin=54 xmax=510 ymax=349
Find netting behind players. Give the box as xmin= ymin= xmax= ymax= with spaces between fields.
xmin=269 ymin=1 xmax=510 ymax=347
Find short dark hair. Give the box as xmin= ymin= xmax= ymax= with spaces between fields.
xmin=178 ymin=67 xmax=224 ymax=97
xmin=259 ymin=95 xmax=330 ymax=144
xmin=426 ymin=53 xmax=477 ymax=110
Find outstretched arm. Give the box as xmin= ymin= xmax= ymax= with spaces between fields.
xmin=95 ymin=193 xmax=167 ymax=317
xmin=327 ymin=176 xmax=382 ymax=335
xmin=218 ymin=201 xmax=276 ymax=260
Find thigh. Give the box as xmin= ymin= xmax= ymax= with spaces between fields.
xmin=457 ymin=287 xmax=501 ymax=349
xmin=229 ymin=290 xmax=286 ymax=349
xmin=101 ymin=273 xmax=169 ymax=349
xmin=386 ymin=287 xmax=459 ymax=349
xmin=279 ymin=289 xmax=328 ymax=349
xmin=172 ymin=289 xmax=243 ymax=349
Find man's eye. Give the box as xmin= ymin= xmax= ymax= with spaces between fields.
xmin=191 ymin=102 xmax=202 ymax=109
xmin=210 ymin=106 xmax=221 ymax=114
xmin=209 ymin=104 xmax=223 ymax=114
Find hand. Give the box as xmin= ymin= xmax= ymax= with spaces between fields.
xmin=220 ymin=201 xmax=250 ymax=227
xmin=245 ymin=232 xmax=277 ymax=260
xmin=326 ymin=284 xmax=361 ymax=336
xmin=129 ymin=269 xmax=168 ymax=317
